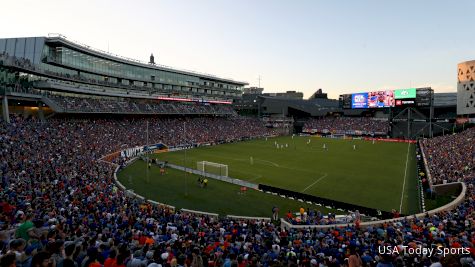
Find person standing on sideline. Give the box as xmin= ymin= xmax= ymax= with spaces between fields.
xmin=272 ymin=207 xmax=279 ymax=221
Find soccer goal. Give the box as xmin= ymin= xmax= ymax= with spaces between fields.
xmin=197 ymin=161 xmax=228 ymax=177
xmin=330 ymin=133 xmax=346 ymax=139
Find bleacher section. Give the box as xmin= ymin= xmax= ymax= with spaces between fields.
xmin=303 ymin=117 xmax=390 ymax=135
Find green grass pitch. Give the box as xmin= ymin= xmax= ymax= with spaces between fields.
xmin=118 ymin=136 xmax=419 ymax=217
xmin=118 ymin=162 xmax=337 ymax=218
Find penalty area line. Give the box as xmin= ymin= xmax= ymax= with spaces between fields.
xmin=255 ymin=159 xmax=280 ymax=167
xmin=301 ymin=173 xmax=328 ymax=193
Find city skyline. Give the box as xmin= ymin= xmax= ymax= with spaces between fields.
xmin=2 ymin=0 xmax=473 ymax=99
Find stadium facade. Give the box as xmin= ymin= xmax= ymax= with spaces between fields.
xmin=0 ymin=35 xmax=248 ymax=120
xmin=235 ymin=86 xmax=459 ymax=138
xmin=457 ymin=60 xmax=475 ymax=116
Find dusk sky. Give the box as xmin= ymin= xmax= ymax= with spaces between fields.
xmin=2 ymin=0 xmax=474 ymax=98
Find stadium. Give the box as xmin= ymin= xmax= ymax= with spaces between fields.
xmin=0 ymin=31 xmax=474 ymax=267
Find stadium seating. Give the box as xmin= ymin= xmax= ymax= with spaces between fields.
xmin=303 ymin=117 xmax=389 ymax=135
xmin=0 ymin=116 xmax=474 ymax=265
xmin=421 ymin=128 xmax=474 ymax=185
xmin=47 ymin=95 xmax=237 ymax=115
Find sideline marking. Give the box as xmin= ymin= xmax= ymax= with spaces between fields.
xmin=399 ymin=143 xmax=411 ymax=213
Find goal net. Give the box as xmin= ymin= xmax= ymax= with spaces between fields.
xmin=330 ymin=133 xmax=346 ymax=139
xmin=197 ymin=161 xmax=228 ymax=177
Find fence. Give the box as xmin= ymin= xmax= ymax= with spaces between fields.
xmin=259 ymin=183 xmax=394 ymax=219
xmin=280 ymin=182 xmax=466 ymax=230
xmin=419 ymin=140 xmax=434 ymax=189
xmin=180 ymin=208 xmax=219 ymax=218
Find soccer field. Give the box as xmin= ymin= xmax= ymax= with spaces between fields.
xmin=117 ymin=162 xmax=337 ymax=218
xmin=152 ymin=136 xmax=419 ymax=214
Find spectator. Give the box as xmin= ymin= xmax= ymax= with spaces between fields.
xmin=0 ymin=254 xmax=16 ymax=267
xmin=303 ymin=117 xmax=389 ymax=135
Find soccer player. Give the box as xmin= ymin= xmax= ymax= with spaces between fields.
xmin=250 ymin=156 xmax=254 ymax=165
xmin=203 ymin=179 xmax=208 ymax=188
xmin=323 ymin=143 xmax=327 ymax=150
xmin=353 ymin=144 xmax=356 ymax=150
xmin=160 ymin=167 xmax=165 ymax=175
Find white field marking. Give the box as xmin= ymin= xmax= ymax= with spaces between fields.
xmin=200 ymin=151 xmax=281 ymax=168
xmin=190 ymin=149 xmax=321 ymax=177
xmin=399 ymin=143 xmax=411 ymax=213
xmin=231 ymin=169 xmax=263 ymax=181
xmin=255 ymin=159 xmax=280 ymax=167
xmin=301 ymin=173 xmax=328 ymax=193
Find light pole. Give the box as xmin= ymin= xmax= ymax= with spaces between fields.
xmin=184 ymin=122 xmax=188 ymax=197
xmin=146 ymin=120 xmax=150 ymax=184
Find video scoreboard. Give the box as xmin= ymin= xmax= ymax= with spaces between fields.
xmin=339 ymin=87 xmax=432 ymax=109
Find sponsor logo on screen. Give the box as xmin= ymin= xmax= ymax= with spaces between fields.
xmin=395 ymin=88 xmax=416 ymax=99
xmin=351 ymin=93 xmax=368 ymax=108
xmin=396 ymin=100 xmax=415 ymax=106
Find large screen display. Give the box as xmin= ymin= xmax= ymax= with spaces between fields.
xmin=339 ymin=94 xmax=352 ymax=109
xmin=351 ymin=93 xmax=368 ymax=108
xmin=367 ymin=90 xmax=395 ymax=108
xmin=343 ymin=88 xmax=427 ymax=109
xmin=416 ymin=88 xmax=432 ymax=107
xmin=394 ymin=88 xmax=416 ymax=99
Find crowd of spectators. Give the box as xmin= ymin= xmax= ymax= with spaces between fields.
xmin=0 ymin=115 xmax=473 ymax=267
xmin=303 ymin=118 xmax=389 ymax=135
xmin=48 ymin=95 xmax=236 ymax=115
xmin=421 ymin=127 xmax=474 ymax=185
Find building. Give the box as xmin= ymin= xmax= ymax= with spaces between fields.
xmin=0 ymin=35 xmax=247 ymax=101
xmin=263 ymin=90 xmax=303 ymax=99
xmin=242 ymin=87 xmax=263 ymax=94
xmin=308 ymin=89 xmax=328 ymax=99
xmin=233 ymin=87 xmax=263 ymax=115
xmin=0 ymin=35 xmax=248 ymax=120
xmin=234 ymin=88 xmax=334 ymax=116
xmin=457 ymin=60 xmax=475 ymax=116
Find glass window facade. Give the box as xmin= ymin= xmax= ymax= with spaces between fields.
xmin=0 ymin=38 xmax=245 ymax=99
xmin=52 ymin=47 xmax=203 ymax=86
